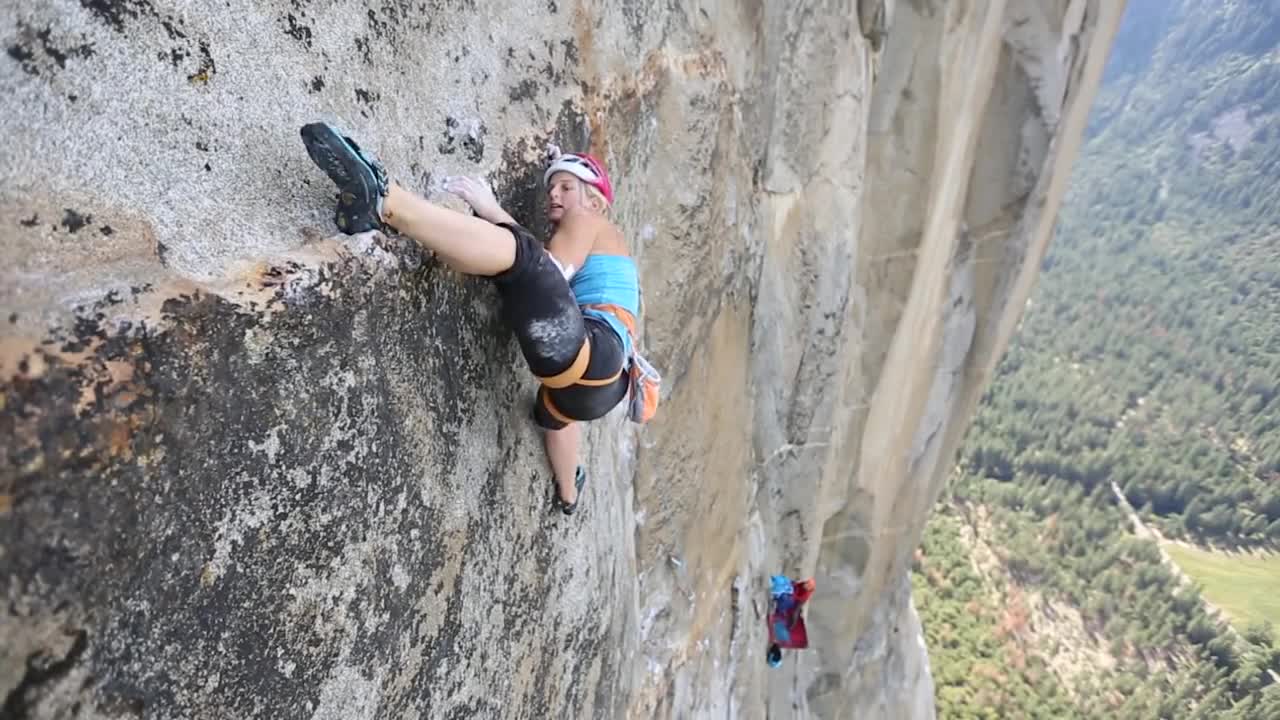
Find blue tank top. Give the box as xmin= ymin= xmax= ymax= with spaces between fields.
xmin=570 ymin=254 xmax=640 ymax=358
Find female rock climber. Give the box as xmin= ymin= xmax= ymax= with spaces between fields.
xmin=298 ymin=122 xmax=641 ymax=516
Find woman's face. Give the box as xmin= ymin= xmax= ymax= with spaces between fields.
xmin=546 ymin=171 xmax=592 ymax=222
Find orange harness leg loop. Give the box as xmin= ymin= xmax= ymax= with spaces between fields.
xmin=540 ymin=388 xmax=576 ymax=425
xmin=578 ymin=304 xmax=635 ymax=386
xmin=537 ymin=337 xmax=591 ymax=389
xmin=574 ymin=370 xmax=623 ymax=387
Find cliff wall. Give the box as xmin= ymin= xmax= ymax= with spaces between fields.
xmin=1 ymin=1 xmax=1122 ymax=717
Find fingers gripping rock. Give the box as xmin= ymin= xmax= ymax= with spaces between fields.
xmin=445 ymin=175 xmax=501 ymax=219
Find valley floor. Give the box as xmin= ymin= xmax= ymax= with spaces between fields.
xmin=1163 ymin=543 xmax=1280 ymax=632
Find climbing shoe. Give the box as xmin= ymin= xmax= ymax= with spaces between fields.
xmin=766 ymin=643 xmax=783 ymax=668
xmin=553 ymin=466 xmax=588 ymax=516
xmin=300 ymin=122 xmax=389 ymax=234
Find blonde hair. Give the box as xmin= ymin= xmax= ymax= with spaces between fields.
xmin=547 ymin=170 xmax=611 ymax=217
xmin=582 ymin=184 xmax=610 ymax=214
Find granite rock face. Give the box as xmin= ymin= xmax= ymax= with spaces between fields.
xmin=1 ymin=1 xmax=1122 ymax=717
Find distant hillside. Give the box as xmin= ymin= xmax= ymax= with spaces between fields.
xmin=915 ymin=1 xmax=1280 ymax=716
xmin=977 ymin=0 xmax=1280 ymax=548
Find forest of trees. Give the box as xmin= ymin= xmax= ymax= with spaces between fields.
xmin=914 ymin=1 xmax=1280 ymax=716
xmin=917 ymin=475 xmax=1280 ymax=719
xmin=967 ymin=0 xmax=1280 ymax=548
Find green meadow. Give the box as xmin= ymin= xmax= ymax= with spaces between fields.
xmin=1164 ymin=543 xmax=1280 ymax=631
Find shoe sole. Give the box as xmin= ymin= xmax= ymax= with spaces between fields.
xmin=300 ymin=122 xmax=381 ymax=232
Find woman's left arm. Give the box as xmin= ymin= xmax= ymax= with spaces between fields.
xmin=446 ymin=176 xmax=517 ymax=226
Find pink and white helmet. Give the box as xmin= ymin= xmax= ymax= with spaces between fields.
xmin=543 ymin=152 xmax=614 ymax=205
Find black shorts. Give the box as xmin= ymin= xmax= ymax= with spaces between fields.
xmin=491 ymin=223 xmax=629 ymax=429
xmin=533 ymin=316 xmax=629 ymax=430
xmin=492 ymin=222 xmax=585 ymax=378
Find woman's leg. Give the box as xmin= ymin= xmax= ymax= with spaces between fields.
xmin=382 ymin=184 xmax=588 ymax=378
xmin=300 ymin=121 xmax=584 ymax=378
xmin=381 ymin=184 xmax=517 ymax=276
xmin=300 ymin=122 xmax=516 ymax=276
xmin=533 ymin=319 xmax=629 ymax=507
xmin=544 ymin=423 xmax=582 ymax=504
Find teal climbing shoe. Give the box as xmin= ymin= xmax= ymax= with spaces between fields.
xmin=554 ymin=466 xmax=588 ymax=516
xmin=300 ymin=122 xmax=389 ymax=234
